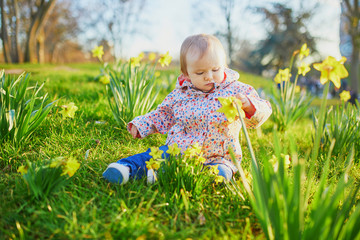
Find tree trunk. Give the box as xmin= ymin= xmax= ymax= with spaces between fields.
xmin=226 ymin=14 xmax=233 ymax=67
xmin=24 ymin=0 xmax=57 ymax=63
xmin=222 ymin=0 xmax=234 ymax=67
xmin=343 ymin=0 xmax=360 ymax=103
xmin=24 ymin=23 xmax=38 ymax=63
xmin=10 ymin=0 xmax=20 ymax=63
xmin=1 ymin=0 xmax=12 ymax=63
xmin=50 ymin=42 xmax=59 ymax=63
xmin=37 ymin=28 xmax=45 ymax=63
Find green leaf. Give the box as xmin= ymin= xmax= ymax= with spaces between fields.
xmin=0 ymin=71 xmax=56 ymax=147
xmin=106 ymin=60 xmax=160 ymax=128
xmin=6 ymin=109 xmax=15 ymax=131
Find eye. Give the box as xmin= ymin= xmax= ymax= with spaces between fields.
xmin=196 ymin=72 xmax=204 ymax=75
xmin=212 ymin=68 xmax=220 ymax=72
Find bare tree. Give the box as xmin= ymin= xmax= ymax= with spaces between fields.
xmin=1 ymin=0 xmax=21 ymax=63
xmin=10 ymin=0 xmax=20 ymax=62
xmin=246 ymin=3 xmax=317 ymax=74
xmin=216 ymin=0 xmax=246 ymax=67
xmin=78 ymin=0 xmax=146 ymax=60
xmin=23 ymin=0 xmax=57 ymax=63
xmin=1 ymin=0 xmax=11 ymax=62
xmin=42 ymin=0 xmax=79 ymax=63
xmin=192 ymin=0 xmax=248 ymax=68
xmin=1 ymin=0 xmax=57 ymax=63
xmin=341 ymin=0 xmax=360 ymax=102
xmin=0 ymin=0 xmax=87 ymax=64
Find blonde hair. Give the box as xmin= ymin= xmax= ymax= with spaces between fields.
xmin=180 ymin=34 xmax=227 ymax=75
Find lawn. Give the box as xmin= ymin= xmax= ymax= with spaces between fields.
xmin=0 ymin=63 xmax=359 ymax=239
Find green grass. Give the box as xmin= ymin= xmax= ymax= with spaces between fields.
xmin=0 ymin=63 xmax=358 ymax=239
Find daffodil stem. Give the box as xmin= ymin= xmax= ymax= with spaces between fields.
xmin=286 ymin=53 xmax=297 ymax=102
xmin=232 ymin=103 xmax=256 ymax=209
xmin=232 ymin=155 xmax=255 ymax=201
xmin=235 ymin=103 xmax=259 ymax=171
xmin=305 ymin=81 xmax=330 ymax=211
xmin=290 ymin=74 xmax=300 ymax=107
xmin=280 ymin=79 xmax=285 ymax=102
xmin=311 ymin=81 xmax=330 ymax=163
xmin=284 ymin=76 xmax=289 ymax=102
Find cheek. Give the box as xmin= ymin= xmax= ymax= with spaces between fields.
xmin=214 ymin=71 xmax=225 ymax=82
xmin=190 ymin=75 xmax=201 ymax=84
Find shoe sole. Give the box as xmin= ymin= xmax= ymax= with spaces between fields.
xmin=103 ymin=167 xmax=124 ymax=184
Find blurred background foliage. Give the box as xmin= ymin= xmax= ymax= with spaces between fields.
xmin=0 ymin=0 xmax=359 ymax=100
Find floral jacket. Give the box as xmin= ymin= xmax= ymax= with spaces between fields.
xmin=128 ymin=68 xmax=272 ymax=172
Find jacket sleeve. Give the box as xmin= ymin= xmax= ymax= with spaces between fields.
xmin=236 ymin=83 xmax=272 ymax=129
xmin=127 ymin=90 xmax=177 ymax=138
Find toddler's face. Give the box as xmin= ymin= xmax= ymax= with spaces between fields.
xmin=186 ymin=47 xmax=226 ymax=92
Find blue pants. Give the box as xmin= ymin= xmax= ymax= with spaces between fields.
xmin=116 ymin=145 xmax=233 ymax=180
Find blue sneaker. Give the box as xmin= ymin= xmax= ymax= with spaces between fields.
xmin=102 ymin=163 xmax=130 ymax=185
xmin=217 ymin=164 xmax=233 ymax=181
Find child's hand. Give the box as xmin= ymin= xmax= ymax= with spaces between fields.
xmin=236 ymin=93 xmax=255 ymax=116
xmin=130 ymin=124 xmax=140 ymax=138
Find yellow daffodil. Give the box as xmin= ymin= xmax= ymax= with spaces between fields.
xmin=154 ymin=71 xmax=161 ymax=77
xmin=92 ymin=45 xmax=104 ymax=61
xmin=49 ymin=157 xmax=65 ymax=168
xmin=17 ymin=165 xmax=28 ymax=175
xmin=209 ymin=165 xmax=219 ymax=175
xmin=184 ymin=143 xmax=202 ymax=159
xmin=184 ymin=148 xmax=198 ymax=159
xmin=146 ymin=158 xmax=161 ymax=170
xmin=148 ymin=52 xmax=157 ymax=61
xmin=136 ymin=234 xmax=147 ymax=240
xmin=339 ymin=90 xmax=351 ymax=102
xmin=313 ymin=56 xmax=348 ymax=89
xmin=59 ymin=102 xmax=78 ymax=119
xmin=191 ymin=142 xmax=202 ymax=155
xmin=166 ymin=143 xmax=181 ymax=156
xmin=214 ymin=175 xmax=225 ymax=184
xmin=149 ymin=147 xmax=164 ymax=160
xmin=196 ymin=155 xmax=207 ymax=164
xmin=99 ymin=75 xmax=110 ymax=85
xmin=274 ymin=68 xmax=292 ymax=83
xmin=298 ymin=62 xmax=311 ymax=76
xmin=138 ymin=52 xmax=145 ymax=60
xmin=61 ymin=157 xmax=80 ymax=177
xmin=298 ymin=43 xmax=310 ymax=60
xmin=217 ymin=96 xmax=245 ymax=123
xmin=158 ymin=51 xmax=172 ymax=67
xmin=130 ymin=56 xmax=141 ymax=68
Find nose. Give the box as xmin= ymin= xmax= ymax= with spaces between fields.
xmin=204 ymin=71 xmax=213 ymax=81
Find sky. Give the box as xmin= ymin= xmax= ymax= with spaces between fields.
xmin=113 ymin=0 xmax=342 ymax=60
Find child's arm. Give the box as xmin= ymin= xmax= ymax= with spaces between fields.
xmin=235 ymin=84 xmax=272 ymax=129
xmin=237 ymin=93 xmax=255 ymax=116
xmin=129 ymin=123 xmax=140 ymax=139
xmin=127 ymin=90 xmax=177 ymax=138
